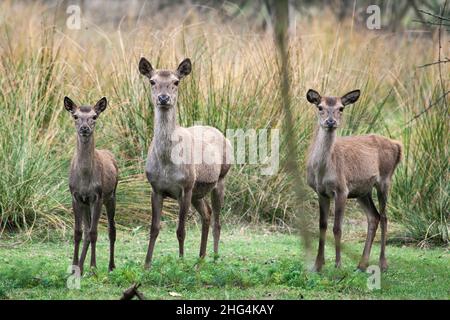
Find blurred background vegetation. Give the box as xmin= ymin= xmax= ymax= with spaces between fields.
xmin=72 ymin=0 xmax=447 ymax=31
xmin=0 ymin=0 xmax=448 ymax=246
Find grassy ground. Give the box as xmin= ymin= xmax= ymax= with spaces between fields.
xmin=1 ymin=223 xmax=448 ymax=300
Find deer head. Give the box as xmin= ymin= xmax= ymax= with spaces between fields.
xmin=64 ymin=97 xmax=108 ymax=140
xmin=138 ymin=57 xmax=192 ymax=109
xmin=306 ymin=89 xmax=361 ymax=130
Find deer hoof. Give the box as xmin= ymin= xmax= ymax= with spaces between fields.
xmin=357 ymin=263 xmax=368 ymax=272
xmin=311 ymin=262 xmax=324 ymax=273
xmin=88 ymin=267 xmax=98 ymax=277
xmin=379 ymin=260 xmax=388 ymax=272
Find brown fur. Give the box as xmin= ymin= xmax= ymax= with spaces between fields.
xmin=308 ymin=133 xmax=402 ymax=198
xmin=64 ymin=97 xmax=118 ymax=274
xmin=306 ymin=89 xmax=402 ymax=272
xmin=139 ymin=58 xmax=232 ymax=269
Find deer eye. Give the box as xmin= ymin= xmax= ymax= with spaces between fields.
xmin=174 ymin=81 xmax=179 ymax=86
xmin=92 ymin=115 xmax=98 ymax=121
xmin=318 ymin=106 xmax=323 ymax=112
xmin=150 ymin=80 xmax=156 ymax=86
xmin=73 ymin=115 xmax=79 ymax=120
xmin=339 ymin=107 xmax=344 ymax=112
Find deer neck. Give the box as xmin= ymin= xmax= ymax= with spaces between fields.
xmin=310 ymin=126 xmax=336 ymax=172
xmin=75 ymin=134 xmax=96 ymax=177
xmin=153 ymin=106 xmax=178 ymax=159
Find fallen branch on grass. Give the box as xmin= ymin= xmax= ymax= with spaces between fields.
xmin=120 ymin=283 xmax=146 ymax=300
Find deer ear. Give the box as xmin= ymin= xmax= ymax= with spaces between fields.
xmin=139 ymin=57 xmax=154 ymax=78
xmin=176 ymin=58 xmax=192 ymax=79
xmin=64 ymin=96 xmax=77 ymax=114
xmin=341 ymin=90 xmax=361 ymax=106
xmin=94 ymin=97 xmax=108 ymax=114
xmin=307 ymin=89 xmax=321 ymax=105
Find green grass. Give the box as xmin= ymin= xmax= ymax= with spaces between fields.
xmin=1 ymin=224 xmax=448 ymax=300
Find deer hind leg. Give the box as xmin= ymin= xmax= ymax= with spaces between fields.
xmin=211 ymin=179 xmax=225 ymax=255
xmin=145 ymin=192 xmax=163 ymax=270
xmin=357 ymin=194 xmax=380 ymax=271
xmin=192 ymin=198 xmax=211 ymax=258
xmin=177 ymin=188 xmax=193 ymax=258
xmin=312 ymin=195 xmax=330 ymax=272
xmin=377 ymin=182 xmax=390 ymax=272
xmin=333 ymin=193 xmax=347 ymax=269
xmin=105 ymin=193 xmax=117 ymax=272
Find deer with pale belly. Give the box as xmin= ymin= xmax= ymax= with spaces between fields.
xmin=139 ymin=58 xmax=232 ymax=269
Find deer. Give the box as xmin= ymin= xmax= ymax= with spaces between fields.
xmin=138 ymin=57 xmax=232 ymax=269
xmin=64 ymin=96 xmax=119 ymax=275
xmin=306 ymin=89 xmax=402 ymax=273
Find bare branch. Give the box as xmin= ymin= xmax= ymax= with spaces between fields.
xmin=412 ymin=19 xmax=450 ymax=27
xmin=418 ymin=58 xmax=450 ymax=68
xmin=418 ymin=9 xmax=450 ymax=22
xmin=406 ymin=91 xmax=450 ymax=125
xmin=437 ymin=1 xmax=449 ymax=111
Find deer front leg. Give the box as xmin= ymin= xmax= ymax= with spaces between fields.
xmin=144 ymin=192 xmax=163 ymax=270
xmin=72 ymin=198 xmax=83 ymax=268
xmin=333 ymin=193 xmax=347 ymax=268
xmin=78 ymin=206 xmax=92 ymax=275
xmin=177 ymin=188 xmax=193 ymax=258
xmin=89 ymin=196 xmax=103 ymax=271
xmin=313 ymin=195 xmax=330 ymax=272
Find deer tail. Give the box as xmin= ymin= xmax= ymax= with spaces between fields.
xmin=393 ymin=140 xmax=403 ymax=169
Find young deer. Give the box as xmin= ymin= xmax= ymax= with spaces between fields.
xmin=64 ymin=97 xmax=118 ymax=274
xmin=306 ymin=89 xmax=402 ymax=272
xmin=139 ymin=57 xmax=232 ymax=269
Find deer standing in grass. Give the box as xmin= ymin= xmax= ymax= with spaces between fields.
xmin=138 ymin=58 xmax=232 ymax=269
xmin=306 ymin=89 xmax=402 ymax=272
xmin=64 ymin=97 xmax=118 ymax=274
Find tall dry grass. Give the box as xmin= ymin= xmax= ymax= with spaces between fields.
xmin=0 ymin=2 xmax=448 ymax=244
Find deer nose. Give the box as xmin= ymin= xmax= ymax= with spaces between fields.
xmin=80 ymin=125 xmax=90 ymax=133
xmin=325 ymin=119 xmax=336 ymax=128
xmin=158 ymin=95 xmax=170 ymax=105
